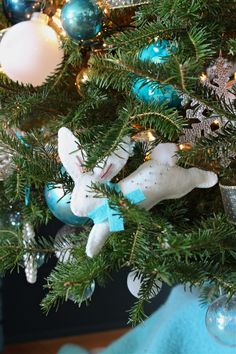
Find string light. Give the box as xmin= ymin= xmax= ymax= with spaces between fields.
xmin=178 ymin=143 xmax=192 ymax=151
xmin=50 ymin=9 xmax=67 ymax=37
xmin=200 ymin=73 xmax=207 ymax=82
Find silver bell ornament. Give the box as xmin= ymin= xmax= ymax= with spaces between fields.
xmin=23 ymin=222 xmax=45 ymax=284
xmin=206 ymin=294 xmax=236 ymax=347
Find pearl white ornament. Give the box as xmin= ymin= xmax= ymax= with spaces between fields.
xmin=127 ymin=271 xmax=162 ymax=299
xmin=0 ymin=12 xmax=63 ymax=86
xmin=23 ymin=222 xmax=44 ymax=284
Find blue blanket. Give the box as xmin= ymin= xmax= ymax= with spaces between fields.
xmin=58 ymin=285 xmax=236 ymax=354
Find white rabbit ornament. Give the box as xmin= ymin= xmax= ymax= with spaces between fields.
xmin=58 ymin=127 xmax=218 ymax=258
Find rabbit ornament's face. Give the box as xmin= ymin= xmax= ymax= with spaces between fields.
xmin=70 ymin=173 xmax=108 ymax=217
xmin=58 ymin=127 xmax=131 ymax=219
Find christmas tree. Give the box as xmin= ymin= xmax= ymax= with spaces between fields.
xmin=0 ymin=0 xmax=235 ymax=337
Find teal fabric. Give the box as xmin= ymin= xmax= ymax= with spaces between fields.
xmin=58 ymin=285 xmax=236 ymax=354
xmin=88 ymin=183 xmax=145 ymax=232
xmin=58 ymin=344 xmax=89 ymax=354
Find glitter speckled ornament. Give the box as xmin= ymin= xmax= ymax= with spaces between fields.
xmin=61 ymin=0 xmax=103 ymax=41
xmin=206 ymin=294 xmax=236 ymax=347
xmin=44 ymin=183 xmax=88 ymax=226
xmin=127 ymin=271 xmax=162 ymax=299
xmin=219 ymin=184 xmax=236 ymax=225
xmin=3 ymin=0 xmax=42 ymax=24
xmin=103 ymin=0 xmax=148 ymax=9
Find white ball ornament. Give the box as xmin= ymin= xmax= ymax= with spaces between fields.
xmin=0 ymin=12 xmax=63 ymax=86
xmin=127 ymin=271 xmax=162 ymax=299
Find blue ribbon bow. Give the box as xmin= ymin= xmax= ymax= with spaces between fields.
xmin=88 ymin=183 xmax=145 ymax=232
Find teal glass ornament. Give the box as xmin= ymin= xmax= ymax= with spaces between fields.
xmin=206 ymin=294 xmax=236 ymax=347
xmin=61 ymin=0 xmax=103 ymax=41
xmin=44 ymin=183 xmax=88 ymax=226
xmin=35 ymin=252 xmax=45 ymax=267
xmin=69 ymin=280 xmax=95 ymax=304
xmin=133 ymin=39 xmax=181 ymax=107
xmin=132 ymin=78 xmax=181 ymax=108
xmin=139 ymin=39 xmax=176 ymax=64
xmin=3 ymin=0 xmax=42 ymax=24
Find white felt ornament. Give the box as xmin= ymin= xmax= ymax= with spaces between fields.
xmin=127 ymin=271 xmax=162 ymax=299
xmin=58 ymin=127 xmax=218 ymax=258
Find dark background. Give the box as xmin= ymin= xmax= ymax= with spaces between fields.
xmin=3 ymin=219 xmax=171 ymax=344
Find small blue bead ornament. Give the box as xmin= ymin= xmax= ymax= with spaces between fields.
xmin=61 ymin=0 xmax=103 ymax=41
xmin=44 ymin=183 xmax=88 ymax=226
xmin=132 ymin=78 xmax=181 ymax=107
xmin=3 ymin=0 xmax=42 ymax=24
xmin=139 ymin=39 xmax=175 ymax=64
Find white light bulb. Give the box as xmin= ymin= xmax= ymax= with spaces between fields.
xmin=0 ymin=13 xmax=64 ymax=87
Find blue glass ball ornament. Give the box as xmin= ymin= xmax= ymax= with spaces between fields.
xmin=44 ymin=183 xmax=88 ymax=226
xmin=139 ymin=39 xmax=175 ymax=64
xmin=61 ymin=0 xmax=103 ymax=41
xmin=132 ymin=77 xmax=181 ymax=108
xmin=206 ymin=294 xmax=236 ymax=347
xmin=69 ymin=280 xmax=96 ymax=304
xmin=3 ymin=0 xmax=42 ymax=24
xmin=35 ymin=252 xmax=45 ymax=267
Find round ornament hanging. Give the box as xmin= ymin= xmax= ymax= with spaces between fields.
xmin=132 ymin=78 xmax=181 ymax=107
xmin=61 ymin=0 xmax=103 ymax=41
xmin=54 ymin=224 xmax=85 ymax=262
xmin=139 ymin=39 xmax=175 ymax=64
xmin=68 ymin=280 xmax=96 ymax=304
xmin=3 ymin=0 xmax=42 ymax=24
xmin=206 ymin=294 xmax=236 ymax=347
xmin=127 ymin=271 xmax=162 ymax=299
xmin=0 ymin=12 xmax=64 ymax=86
xmin=44 ymin=183 xmax=88 ymax=226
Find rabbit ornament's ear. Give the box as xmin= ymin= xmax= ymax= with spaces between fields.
xmin=58 ymin=127 xmax=87 ymax=182
xmin=94 ymin=136 xmax=131 ymax=181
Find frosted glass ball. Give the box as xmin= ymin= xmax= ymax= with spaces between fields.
xmin=0 ymin=13 xmax=63 ymax=86
xmin=206 ymin=294 xmax=236 ymax=347
xmin=69 ymin=280 xmax=96 ymax=304
xmin=55 ymin=225 xmax=82 ymax=263
xmin=127 ymin=271 xmax=162 ymax=299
